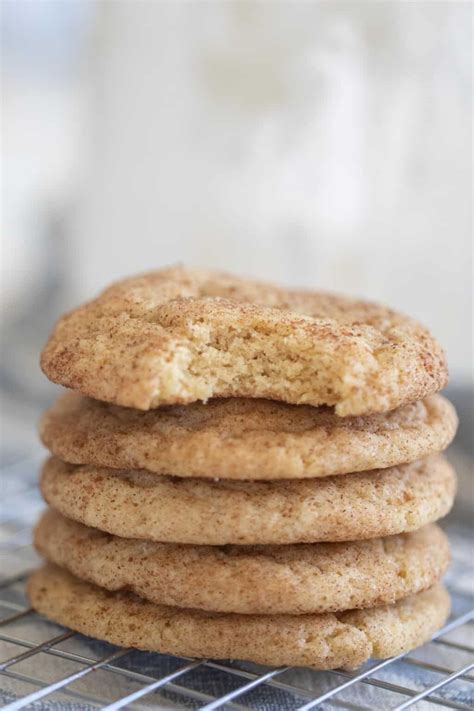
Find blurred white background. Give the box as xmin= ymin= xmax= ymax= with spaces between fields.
xmin=1 ymin=1 xmax=472 ymax=467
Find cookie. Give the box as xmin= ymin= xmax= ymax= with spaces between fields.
xmin=35 ymin=511 xmax=450 ymax=615
xmin=40 ymin=456 xmax=456 ymax=545
xmin=40 ymin=266 xmax=447 ymax=416
xmin=40 ymin=392 xmax=457 ymax=480
xmin=27 ymin=566 xmax=450 ymax=670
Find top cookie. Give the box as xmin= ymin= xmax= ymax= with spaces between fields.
xmin=40 ymin=266 xmax=448 ymax=415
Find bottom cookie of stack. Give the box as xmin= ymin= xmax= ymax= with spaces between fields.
xmin=29 ymin=565 xmax=449 ymax=671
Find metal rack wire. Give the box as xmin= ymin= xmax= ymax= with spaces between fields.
xmin=1 ymin=456 xmax=473 ymax=710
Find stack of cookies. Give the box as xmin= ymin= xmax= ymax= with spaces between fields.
xmin=29 ymin=267 xmax=458 ymax=670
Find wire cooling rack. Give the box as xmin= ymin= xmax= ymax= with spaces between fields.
xmin=1 ymin=456 xmax=473 ymax=710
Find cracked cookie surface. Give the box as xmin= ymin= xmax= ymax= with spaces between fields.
xmin=40 ymin=266 xmax=448 ymax=415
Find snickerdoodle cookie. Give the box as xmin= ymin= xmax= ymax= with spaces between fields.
xmin=28 ymin=565 xmax=450 ymax=670
xmin=40 ymin=456 xmax=456 ymax=545
xmin=35 ymin=510 xmax=450 ymax=615
xmin=40 ymin=392 xmax=457 ymax=480
xmin=40 ymin=267 xmax=447 ymax=416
